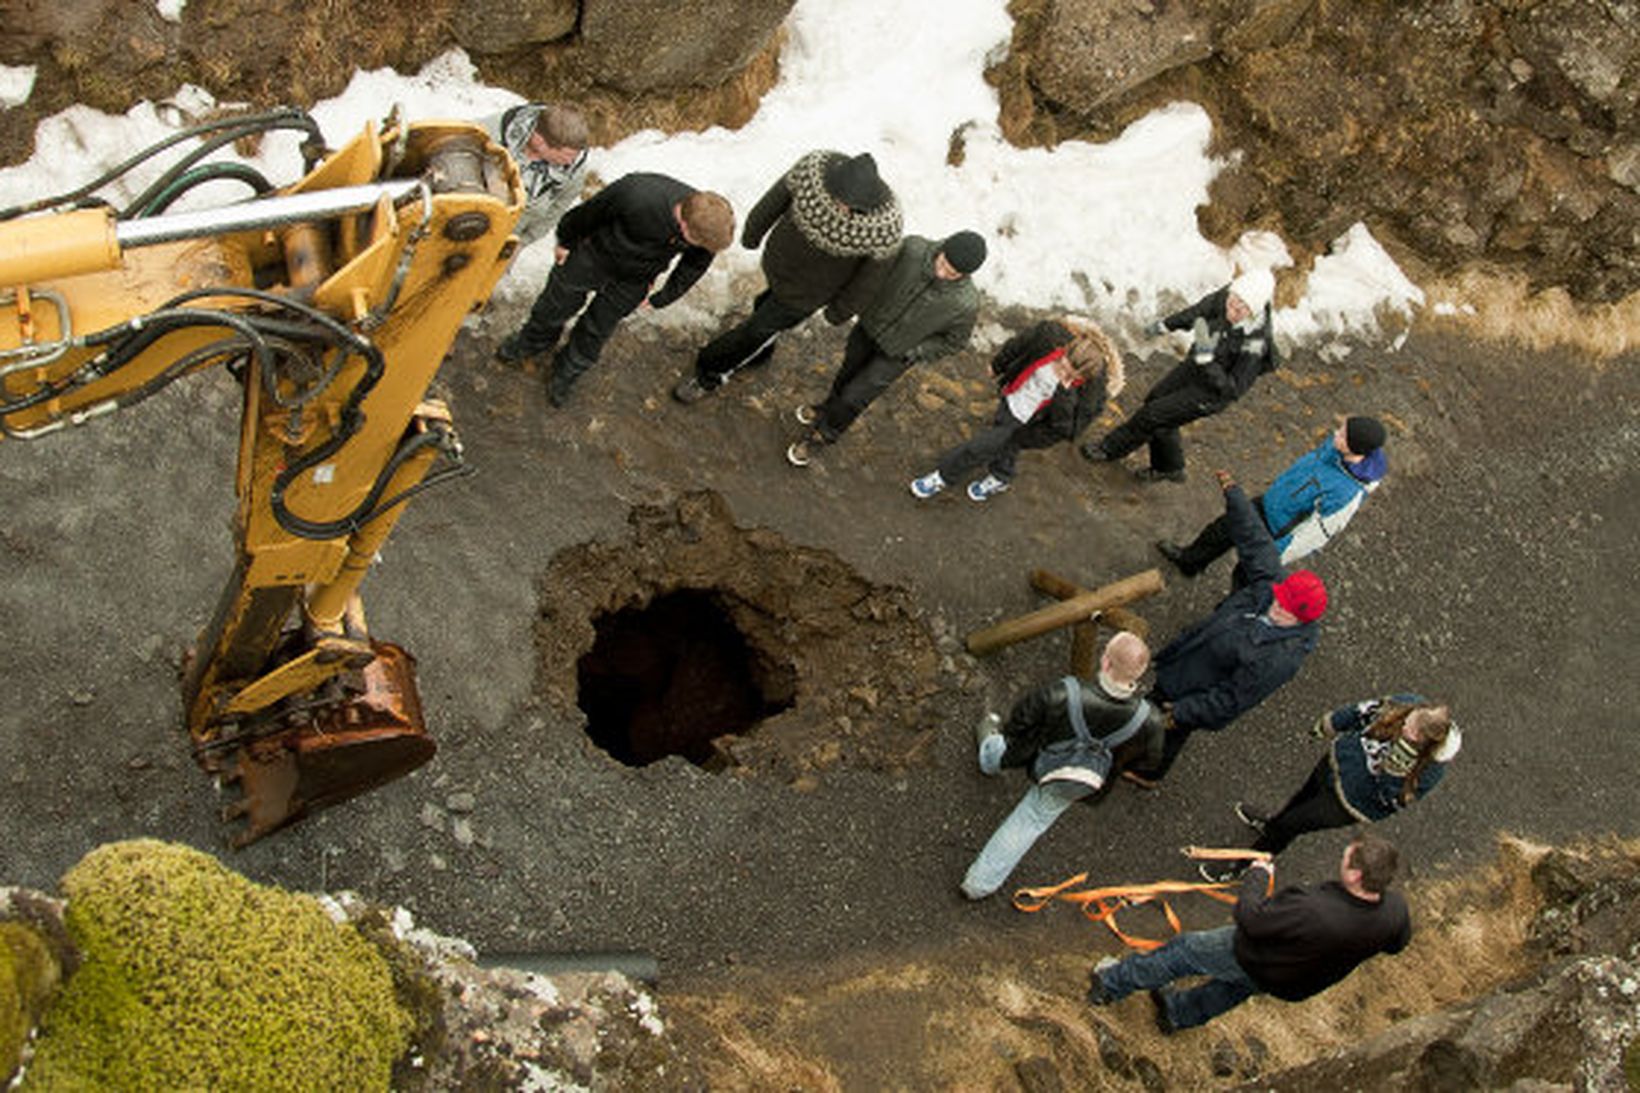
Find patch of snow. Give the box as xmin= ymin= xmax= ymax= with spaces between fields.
xmin=156 ymin=0 xmax=187 ymax=23
xmin=0 ymin=65 xmax=35 ymax=110
xmin=0 ymin=0 xmax=1425 ymax=349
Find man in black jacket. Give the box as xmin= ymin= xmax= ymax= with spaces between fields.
xmin=1082 ymin=269 xmax=1277 ymax=482
xmin=674 ymin=150 xmax=902 ymax=403
xmin=497 ymin=172 xmax=734 ymax=406
xmin=1087 ymin=834 xmax=1411 ymax=1032
xmin=1129 ymin=468 xmax=1326 ymax=786
xmin=962 ymin=631 xmax=1166 ymax=899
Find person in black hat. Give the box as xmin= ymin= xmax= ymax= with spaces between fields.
xmin=1155 ymin=414 xmax=1389 ymax=583
xmin=673 ymin=151 xmax=903 ymax=404
xmin=787 ymin=230 xmax=984 ymax=466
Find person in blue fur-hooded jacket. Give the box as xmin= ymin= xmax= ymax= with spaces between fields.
xmin=1200 ymin=694 xmax=1461 ymax=882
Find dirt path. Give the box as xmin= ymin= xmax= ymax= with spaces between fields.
xmin=1 ymin=298 xmax=1635 ymax=1026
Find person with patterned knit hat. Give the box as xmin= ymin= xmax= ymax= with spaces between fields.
xmin=1157 ymin=414 xmax=1389 ymax=582
xmin=1127 ymin=467 xmax=1326 ymax=787
xmin=479 ymin=102 xmax=590 ymax=249
xmin=909 ymin=319 xmax=1123 ymax=503
xmin=675 ymin=151 xmax=903 ymax=403
xmin=787 ymin=230 xmax=984 ymax=467
xmin=1083 ymin=268 xmax=1279 ymax=483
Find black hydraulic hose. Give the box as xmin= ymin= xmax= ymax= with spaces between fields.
xmin=0 ymin=108 xmax=319 ymax=221
xmin=271 ymin=421 xmax=445 ymax=540
xmin=120 ymin=117 xmax=316 ymax=220
xmin=135 ymin=161 xmax=275 ymax=217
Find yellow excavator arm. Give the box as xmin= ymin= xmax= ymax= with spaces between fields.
xmin=0 ymin=107 xmax=525 ymax=845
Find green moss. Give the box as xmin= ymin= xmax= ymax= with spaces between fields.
xmin=22 ymin=840 xmax=410 ymax=1092
xmin=1 ymin=922 xmax=60 ymax=1083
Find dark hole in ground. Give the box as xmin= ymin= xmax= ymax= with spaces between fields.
xmin=576 ymin=589 xmax=795 ymax=768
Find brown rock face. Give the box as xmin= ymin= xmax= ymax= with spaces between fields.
xmin=576 ymin=0 xmax=794 ymax=94
xmin=999 ymin=0 xmax=1640 ymax=303
xmin=448 ymin=0 xmax=579 ymax=56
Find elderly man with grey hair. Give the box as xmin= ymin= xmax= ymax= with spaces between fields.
xmin=1082 ymin=269 xmax=1279 ymax=483
xmin=962 ymin=631 xmax=1165 ymax=899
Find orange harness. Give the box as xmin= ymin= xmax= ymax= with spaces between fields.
xmin=1011 ymin=847 xmax=1273 ymax=952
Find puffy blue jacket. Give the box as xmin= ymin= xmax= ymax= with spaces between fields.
xmin=1261 ymin=439 xmax=1387 ymax=563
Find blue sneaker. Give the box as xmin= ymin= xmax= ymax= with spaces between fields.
xmin=966 ymin=474 xmax=1010 ymax=502
xmin=910 ymin=470 xmax=946 ymax=499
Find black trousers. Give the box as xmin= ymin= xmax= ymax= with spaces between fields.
xmin=815 ymin=325 xmax=912 ymax=442
xmin=936 ymin=403 xmax=1025 ymax=482
xmin=1097 ymin=360 xmax=1230 ymax=473
xmin=516 ymin=246 xmax=650 ymax=382
xmin=694 ymin=289 xmax=812 ymax=387
xmin=1252 ymin=753 xmax=1355 ymax=855
xmin=1174 ymin=495 xmax=1271 ymax=583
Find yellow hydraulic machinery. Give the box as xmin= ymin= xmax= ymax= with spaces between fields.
xmin=0 ymin=106 xmax=525 ymax=845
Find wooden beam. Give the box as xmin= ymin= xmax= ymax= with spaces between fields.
xmin=966 ymin=569 xmax=1165 ymax=656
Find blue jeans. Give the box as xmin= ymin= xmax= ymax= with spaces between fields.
xmin=1097 ymin=926 xmax=1260 ymax=1029
xmin=963 ymin=735 xmax=1080 ymax=899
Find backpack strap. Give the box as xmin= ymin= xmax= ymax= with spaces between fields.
xmin=1102 ymin=698 xmax=1152 ymax=751
xmin=1061 ymin=676 xmax=1093 ymax=745
xmin=1064 ymin=676 xmax=1150 ymax=751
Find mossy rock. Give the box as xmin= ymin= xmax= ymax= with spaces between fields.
xmin=22 ymin=840 xmax=410 ymax=1092
xmin=1 ymin=921 xmax=60 ymax=1084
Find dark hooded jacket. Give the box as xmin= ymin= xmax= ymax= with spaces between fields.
xmin=1154 ymin=485 xmax=1319 ymax=731
xmin=999 ymin=675 xmax=1166 ymax=798
xmin=856 ymin=235 xmax=979 ymax=361
xmin=552 ymin=172 xmax=714 ymax=308
xmin=743 ymin=150 xmax=902 ymax=316
xmin=1159 ymin=286 xmax=1278 ymax=400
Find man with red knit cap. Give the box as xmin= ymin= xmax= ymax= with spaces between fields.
xmin=1126 ymin=467 xmax=1326 ymax=787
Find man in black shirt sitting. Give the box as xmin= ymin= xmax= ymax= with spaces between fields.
xmin=1087 ymin=834 xmax=1411 ymax=1032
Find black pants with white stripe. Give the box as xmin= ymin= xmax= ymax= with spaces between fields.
xmin=694 ymin=289 xmax=812 ymax=387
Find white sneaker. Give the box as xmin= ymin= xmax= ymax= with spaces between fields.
xmin=909 ymin=470 xmax=946 ymax=499
xmin=785 ymin=440 xmax=814 ymax=467
xmin=793 ymin=404 xmax=819 ymax=427
xmin=966 ymin=474 xmax=1010 ymax=502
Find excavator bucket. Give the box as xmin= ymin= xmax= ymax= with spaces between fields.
xmin=218 ymin=641 xmax=435 ymax=848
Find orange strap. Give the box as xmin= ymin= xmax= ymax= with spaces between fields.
xmin=1012 ymin=853 xmax=1274 ymax=952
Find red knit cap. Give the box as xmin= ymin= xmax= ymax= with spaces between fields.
xmin=1272 ymin=570 xmax=1328 ymax=622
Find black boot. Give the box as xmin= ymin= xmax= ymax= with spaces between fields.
xmin=1154 ymin=539 xmax=1199 ymax=578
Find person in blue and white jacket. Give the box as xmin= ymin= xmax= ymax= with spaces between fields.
xmin=1200 ymin=694 xmax=1460 ymax=882
xmin=908 ymin=319 xmax=1121 ymax=503
xmin=1156 ymin=414 xmax=1388 ymax=582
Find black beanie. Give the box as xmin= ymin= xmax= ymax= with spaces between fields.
xmin=824 ymin=153 xmax=890 ymax=211
xmin=941 ymin=230 xmax=986 ymax=275
xmin=1345 ymin=415 xmax=1387 ymax=455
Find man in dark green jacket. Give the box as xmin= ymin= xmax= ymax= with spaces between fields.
xmin=787 ymin=231 xmax=984 ymax=466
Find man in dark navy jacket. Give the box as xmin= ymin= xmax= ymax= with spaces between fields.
xmin=1128 ymin=467 xmax=1326 ymax=786
xmin=1087 ymin=834 xmax=1411 ymax=1032
xmin=498 ymin=172 xmax=734 ymax=406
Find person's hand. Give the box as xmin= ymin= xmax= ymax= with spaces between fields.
xmin=1190 ymin=318 xmax=1220 ymax=362
xmin=1309 ymin=713 xmax=1331 ymax=740
xmin=554 ymin=245 xmax=569 ymax=265
xmin=1213 ymin=468 xmax=1236 ymax=491
xmin=638 ymin=297 xmax=653 ymax=311
xmin=1248 ymin=858 xmax=1274 ymax=876
xmin=1160 ymin=702 xmax=1177 ymax=730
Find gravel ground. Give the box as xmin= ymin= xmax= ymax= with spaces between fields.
xmin=2 ymin=306 xmax=1635 ymax=992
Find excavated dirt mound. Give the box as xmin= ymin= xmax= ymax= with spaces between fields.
xmin=533 ymin=491 xmax=942 ymax=781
